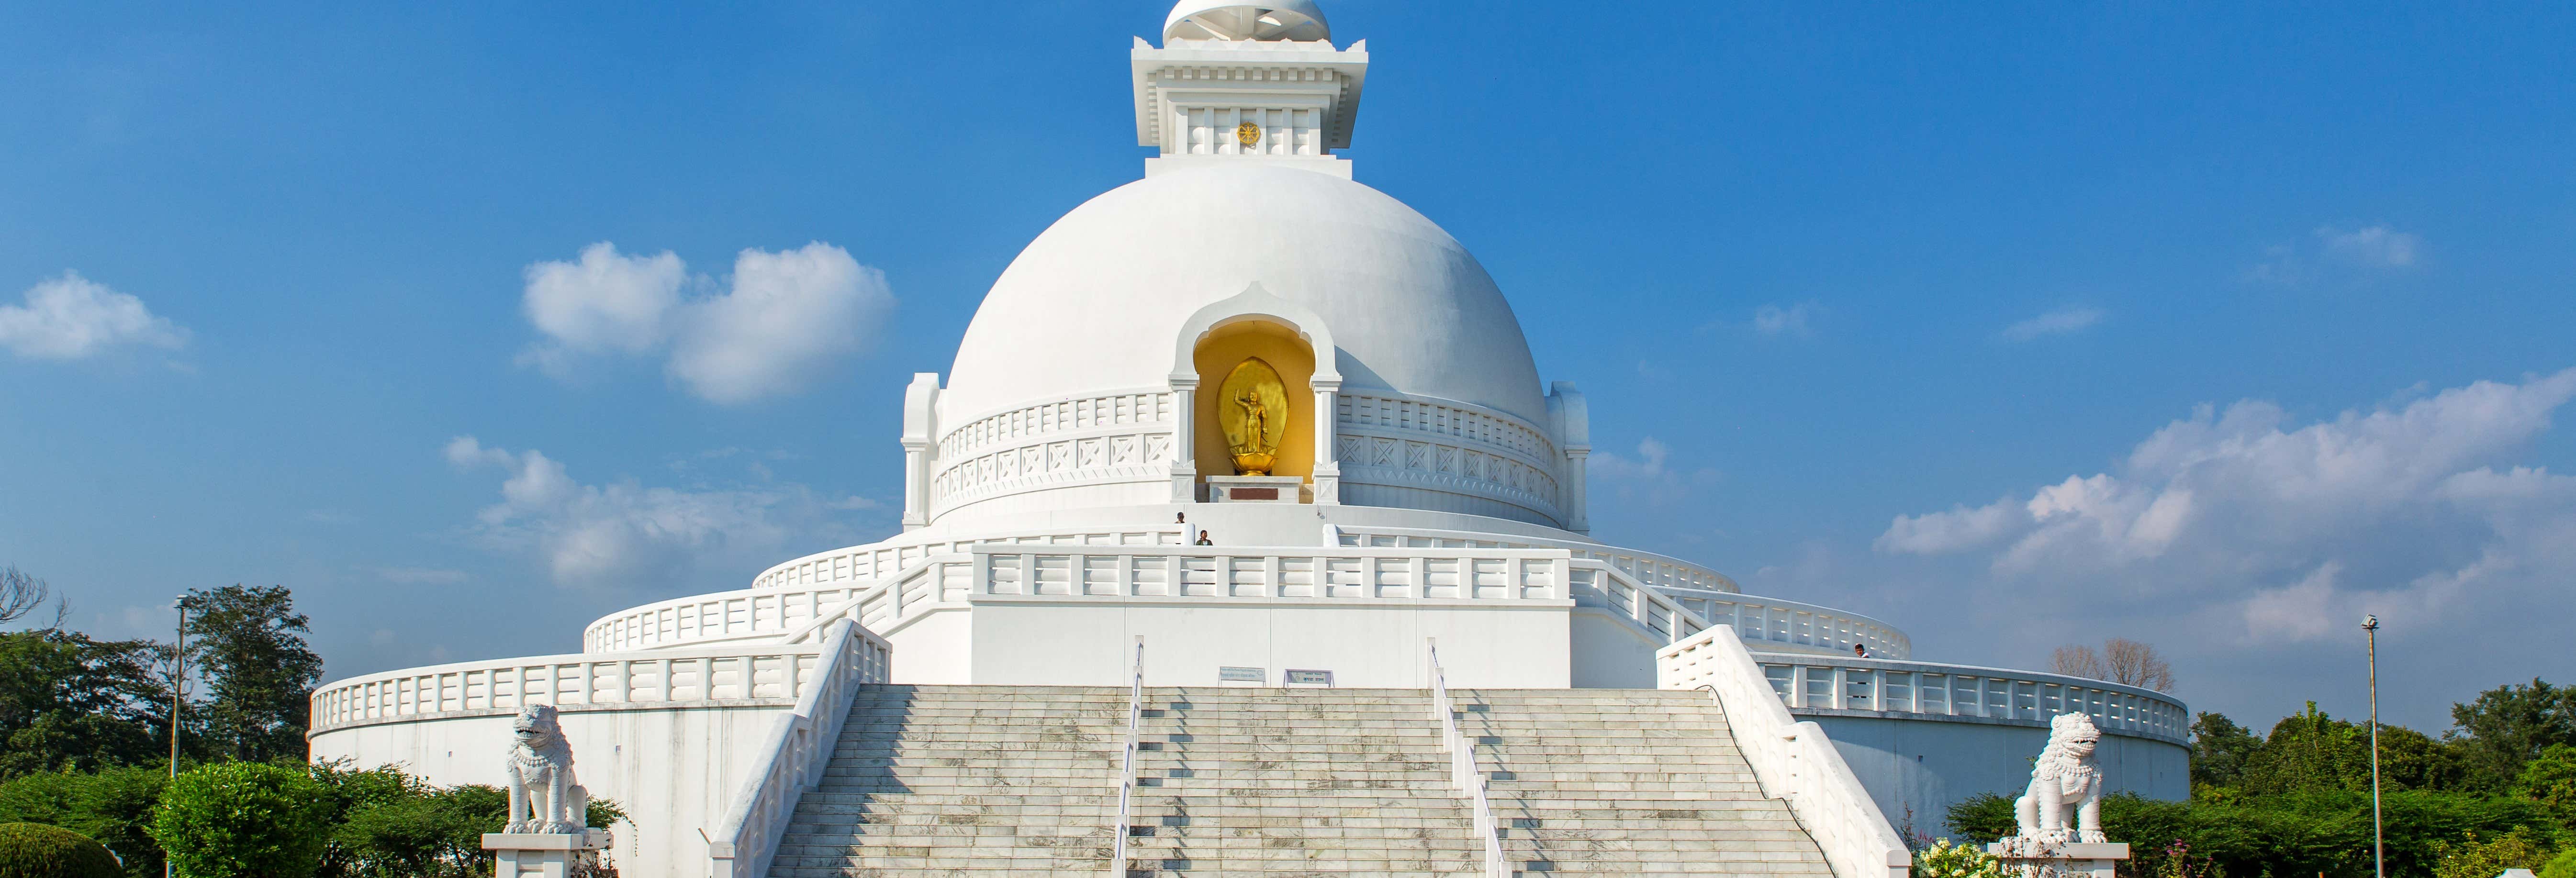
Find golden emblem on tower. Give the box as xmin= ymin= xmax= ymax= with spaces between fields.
xmin=1235 ymin=121 xmax=1262 ymax=148
xmin=1218 ymin=357 xmax=1288 ymax=475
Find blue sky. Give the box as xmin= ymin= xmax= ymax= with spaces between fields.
xmin=3 ymin=1 xmax=2570 ymax=732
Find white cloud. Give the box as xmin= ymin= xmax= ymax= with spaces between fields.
xmin=515 ymin=242 xmax=894 ymax=404
xmin=1588 ymin=437 xmax=1721 ymax=507
xmin=0 ymin=271 xmax=189 ymax=360
xmin=668 ymin=243 xmax=894 ymax=404
xmin=1590 ymin=437 xmax=1675 ymax=479
xmin=1876 ymin=497 xmax=2020 ymax=554
xmin=2319 ymin=225 xmax=2421 ymax=267
xmin=443 ymin=435 xmax=874 ymax=588
xmin=1999 ymin=306 xmax=2104 ymax=342
xmin=2248 ymin=224 xmax=2423 ymax=284
xmin=1877 ymin=367 xmax=2576 ymax=643
xmin=1752 ymin=302 xmax=1819 ymax=338
xmin=517 ymin=243 xmax=685 ymax=374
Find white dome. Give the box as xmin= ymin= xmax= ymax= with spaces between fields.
xmin=944 ymin=164 xmax=1547 ymax=428
xmin=1164 ymin=0 xmax=1330 ymax=43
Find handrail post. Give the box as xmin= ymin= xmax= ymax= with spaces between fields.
xmin=1426 ymin=638 xmax=1508 ymax=878
xmin=1108 ymin=636 xmax=1144 ymax=877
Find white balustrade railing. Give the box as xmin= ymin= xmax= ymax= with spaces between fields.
xmin=1106 ymin=637 xmax=1144 ymax=877
xmin=773 ymin=555 xmax=976 ymax=645
xmin=749 ymin=526 xmax=1188 ymax=590
xmin=1427 ymin=638 xmax=1509 ymax=878
xmin=1751 ymin=655 xmax=2190 ymax=745
xmin=971 ymin=545 xmax=1570 ymax=601
xmin=584 ymin=582 xmax=883 ymax=653
xmin=708 ymin=620 xmax=892 ymax=878
xmin=1674 ymin=593 xmax=1910 ymax=660
xmin=1331 ymin=523 xmax=1738 ymax=593
xmin=1659 ymin=627 xmax=1911 ymax=878
xmin=309 ymin=644 xmax=832 ymax=734
xmin=587 ymin=555 xmax=978 ymax=654
xmin=1568 ymin=559 xmax=1711 ymax=647
xmin=1332 ymin=524 xmax=1912 ymax=658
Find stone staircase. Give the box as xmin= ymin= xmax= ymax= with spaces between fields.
xmin=768 ymin=685 xmax=1833 ymax=877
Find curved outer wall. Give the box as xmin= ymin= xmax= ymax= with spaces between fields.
xmin=1803 ymin=715 xmax=2190 ymax=836
xmin=309 ymin=705 xmax=784 ymax=878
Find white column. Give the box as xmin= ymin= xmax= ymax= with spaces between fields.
xmin=1310 ymin=378 xmax=1341 ymax=505
xmin=1562 ymin=447 xmax=1590 ymax=533
xmin=1549 ymin=381 xmax=1591 ymax=533
xmin=900 ymin=373 xmax=940 ymax=530
xmin=1170 ymin=378 xmax=1199 ymax=502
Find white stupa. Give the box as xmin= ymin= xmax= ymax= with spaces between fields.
xmin=310 ymin=5 xmax=2189 ymax=876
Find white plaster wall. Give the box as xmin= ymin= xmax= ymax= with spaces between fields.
xmin=1799 ymin=714 xmax=2190 ymax=841
xmin=309 ymin=703 xmax=792 ymax=878
xmin=965 ymin=598 xmax=1571 ymax=688
xmin=1568 ymin=607 xmax=1663 ymax=689
xmin=883 ymin=608 xmax=973 ymax=685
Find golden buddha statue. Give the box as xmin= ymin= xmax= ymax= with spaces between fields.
xmin=1218 ymin=357 xmax=1288 ymax=475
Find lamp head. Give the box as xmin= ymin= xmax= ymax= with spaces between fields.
xmin=2362 ymin=614 xmax=2379 ymax=631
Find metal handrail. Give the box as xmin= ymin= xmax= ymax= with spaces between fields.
xmin=1427 ymin=638 xmax=1509 ymax=878
xmin=1107 ymin=636 xmax=1144 ymax=877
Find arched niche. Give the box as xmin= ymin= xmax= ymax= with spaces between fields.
xmin=1168 ymin=284 xmax=1344 ymax=502
xmin=1191 ymin=318 xmax=1318 ymax=482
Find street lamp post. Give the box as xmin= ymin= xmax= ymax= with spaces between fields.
xmin=2364 ymin=614 xmax=2383 ymax=878
xmin=167 ymin=596 xmax=188 ymax=878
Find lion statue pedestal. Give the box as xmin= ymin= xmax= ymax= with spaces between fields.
xmin=1985 ymin=713 xmax=2129 ymax=878
xmin=481 ymin=829 xmax=612 ymax=878
xmin=481 ymin=705 xmax=615 ymax=878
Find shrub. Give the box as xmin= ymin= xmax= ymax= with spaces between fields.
xmin=0 ymin=767 xmax=169 ymax=878
xmin=2430 ymin=827 xmax=2555 ymax=878
xmin=1913 ymin=838 xmax=2005 ymax=878
xmin=1948 ymin=788 xmax=2557 ymax=878
xmin=149 ymin=762 xmax=329 ymax=878
xmin=0 ymin=822 xmax=124 ymax=878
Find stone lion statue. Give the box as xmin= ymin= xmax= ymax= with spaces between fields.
xmin=2009 ymin=712 xmax=2106 ymax=848
xmin=504 ymin=704 xmax=590 ymax=834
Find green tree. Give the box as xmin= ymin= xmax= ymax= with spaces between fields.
xmin=2518 ymin=743 xmax=2576 ymax=821
xmin=149 ymin=762 xmax=330 ymax=878
xmin=310 ymin=763 xmax=428 ymax=878
xmin=0 ymin=631 xmax=168 ymax=778
xmin=2190 ymin=712 xmax=2262 ymax=789
xmin=181 ymin=586 xmax=323 ymax=763
xmin=2540 ymin=847 xmax=2576 ymax=878
xmin=2452 ymin=679 xmax=2576 ymax=792
xmin=2239 ymin=702 xmax=2373 ymax=794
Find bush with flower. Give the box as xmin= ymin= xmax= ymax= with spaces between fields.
xmin=1915 ymin=838 xmax=2007 ymax=878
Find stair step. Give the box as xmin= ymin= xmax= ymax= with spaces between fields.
xmin=753 ymin=685 xmax=1831 ymax=875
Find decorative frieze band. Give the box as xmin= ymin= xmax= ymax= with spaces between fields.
xmin=939 ymin=391 xmax=1175 ymax=460
xmin=1335 ymin=392 xmax=1557 ymax=462
xmin=933 ymin=431 xmax=1176 ymax=512
xmin=1335 ymin=433 xmax=1562 ymax=523
xmin=930 ymin=390 xmax=1183 ymax=516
